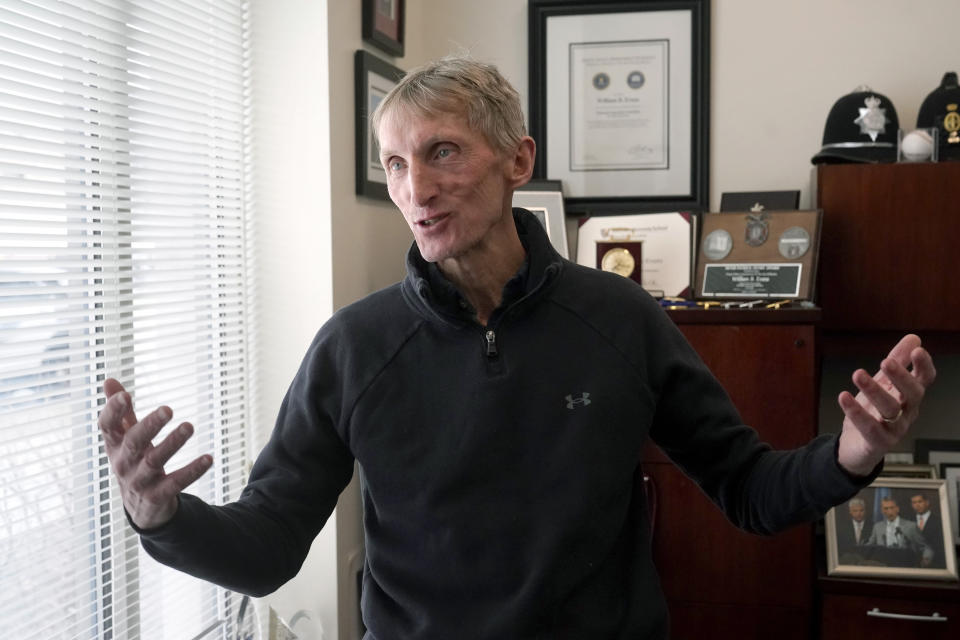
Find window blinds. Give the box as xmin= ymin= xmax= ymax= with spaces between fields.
xmin=0 ymin=1 xmax=250 ymax=638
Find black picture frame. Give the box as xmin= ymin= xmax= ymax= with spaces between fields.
xmin=528 ymin=0 xmax=710 ymax=216
xmin=719 ymin=190 xmax=801 ymax=212
xmin=355 ymin=50 xmax=404 ymax=201
xmin=916 ymin=439 xmax=960 ymax=466
xmin=362 ymin=0 xmax=405 ymax=57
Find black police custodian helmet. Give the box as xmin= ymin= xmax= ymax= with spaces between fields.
xmin=917 ymin=71 xmax=960 ymax=161
xmin=811 ymin=86 xmax=900 ymax=164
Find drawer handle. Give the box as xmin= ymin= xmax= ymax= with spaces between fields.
xmin=866 ymin=607 xmax=948 ymax=622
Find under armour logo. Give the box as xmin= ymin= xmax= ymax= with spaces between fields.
xmin=565 ymin=393 xmax=591 ymax=409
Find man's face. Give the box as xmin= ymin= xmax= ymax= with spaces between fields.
xmin=881 ymin=500 xmax=899 ymax=521
xmin=377 ymin=108 xmax=517 ymax=264
xmin=911 ymin=495 xmax=930 ymax=515
xmin=848 ymin=503 xmax=865 ymax=522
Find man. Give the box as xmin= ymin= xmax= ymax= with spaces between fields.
xmin=835 ymin=497 xmax=872 ymax=559
xmin=911 ymin=492 xmax=944 ymax=566
xmin=97 ymin=57 xmax=936 ymax=639
xmin=865 ymin=496 xmax=934 ymax=567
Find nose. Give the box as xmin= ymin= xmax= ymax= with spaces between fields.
xmin=407 ymin=161 xmax=438 ymax=208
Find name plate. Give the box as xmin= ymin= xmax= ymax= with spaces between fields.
xmin=695 ymin=209 xmax=821 ymax=300
xmin=702 ymin=263 xmax=802 ymax=297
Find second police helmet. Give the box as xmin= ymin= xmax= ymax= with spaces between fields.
xmin=917 ymin=71 xmax=960 ymax=161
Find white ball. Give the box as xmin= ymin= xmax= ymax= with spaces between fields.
xmin=901 ymin=129 xmax=933 ymax=161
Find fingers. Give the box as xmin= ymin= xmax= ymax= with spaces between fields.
xmin=852 ymin=367 xmax=903 ymax=421
xmin=98 ymin=391 xmax=134 ymax=449
xmin=121 ymin=406 xmax=175 ymax=460
xmin=910 ymin=345 xmax=937 ymax=387
xmin=103 ymin=378 xmax=138 ymax=428
xmin=144 ymin=421 xmax=195 ymax=471
xmin=164 ymin=454 xmax=214 ymax=495
xmin=884 ymin=333 xmax=922 ymax=368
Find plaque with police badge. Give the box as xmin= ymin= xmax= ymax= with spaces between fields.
xmin=694 ymin=208 xmax=822 ymax=300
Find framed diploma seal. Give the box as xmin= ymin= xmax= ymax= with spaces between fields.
xmin=694 ymin=209 xmax=822 ymax=300
xmin=597 ymin=241 xmax=643 ymax=285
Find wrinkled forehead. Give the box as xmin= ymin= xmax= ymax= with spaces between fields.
xmin=378 ymin=99 xmax=469 ymax=139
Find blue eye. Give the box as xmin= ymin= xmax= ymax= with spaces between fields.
xmin=389 ymin=160 xmax=403 ymax=171
xmin=436 ymin=148 xmax=451 ymax=159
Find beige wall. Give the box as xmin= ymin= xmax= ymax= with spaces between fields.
xmin=412 ymin=0 xmax=959 ymax=210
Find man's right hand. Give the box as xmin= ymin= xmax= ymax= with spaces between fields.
xmin=98 ymin=378 xmax=213 ymax=530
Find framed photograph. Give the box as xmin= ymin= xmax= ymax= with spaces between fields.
xmin=513 ymin=180 xmax=571 ymax=259
xmin=362 ymin=0 xmax=404 ymax=57
xmin=825 ymin=478 xmax=958 ymax=581
xmin=916 ymin=438 xmax=960 ymax=473
xmin=878 ymin=463 xmax=938 ymax=479
xmin=355 ymin=50 xmax=404 ymax=200
xmin=528 ymin=0 xmax=710 ymax=215
xmin=944 ymin=465 xmax=960 ymax=546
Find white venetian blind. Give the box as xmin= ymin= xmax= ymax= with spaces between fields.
xmin=0 ymin=1 xmax=251 ymax=639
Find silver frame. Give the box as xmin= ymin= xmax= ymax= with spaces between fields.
xmin=512 ymin=188 xmax=570 ymax=260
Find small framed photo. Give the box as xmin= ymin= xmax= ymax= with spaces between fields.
xmin=916 ymin=438 xmax=960 ymax=476
xmin=513 ymin=180 xmax=570 ymax=259
xmin=878 ymin=463 xmax=938 ymax=479
xmin=354 ymin=50 xmax=404 ymax=200
xmin=362 ymin=0 xmax=405 ymax=57
xmin=944 ymin=465 xmax=960 ymax=546
xmin=915 ymin=441 xmax=960 ymax=547
xmin=825 ymin=478 xmax=958 ymax=581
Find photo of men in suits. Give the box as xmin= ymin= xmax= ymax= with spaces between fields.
xmin=864 ymin=495 xmax=935 ymax=567
xmin=911 ymin=492 xmax=945 ymax=567
xmin=835 ymin=497 xmax=873 ymax=564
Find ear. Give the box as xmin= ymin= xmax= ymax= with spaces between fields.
xmin=506 ymin=136 xmax=536 ymax=190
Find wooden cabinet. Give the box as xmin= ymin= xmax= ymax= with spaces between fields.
xmin=815 ymin=163 xmax=960 ymax=331
xmin=815 ymin=162 xmax=960 ymax=638
xmin=643 ymin=308 xmax=820 ymax=639
xmin=819 ymin=573 xmax=960 ymax=639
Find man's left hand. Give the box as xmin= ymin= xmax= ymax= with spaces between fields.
xmin=837 ymin=334 xmax=936 ymax=477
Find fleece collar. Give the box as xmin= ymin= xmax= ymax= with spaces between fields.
xmin=401 ymin=208 xmax=564 ymax=327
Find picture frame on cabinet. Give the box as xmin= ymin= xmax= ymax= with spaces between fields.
xmin=878 ymin=464 xmax=938 ymax=479
xmin=354 ymin=50 xmax=404 ymax=200
xmin=943 ymin=465 xmax=960 ymax=546
xmin=825 ymin=478 xmax=958 ymax=581
xmin=512 ymin=180 xmax=570 ymax=259
xmin=362 ymin=0 xmax=405 ymax=57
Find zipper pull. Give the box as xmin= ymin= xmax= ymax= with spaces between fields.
xmin=485 ymin=329 xmax=498 ymax=358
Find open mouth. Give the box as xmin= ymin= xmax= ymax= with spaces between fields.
xmin=417 ymin=213 xmax=449 ymax=227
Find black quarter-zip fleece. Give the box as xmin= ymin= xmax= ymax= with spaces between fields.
xmin=136 ymin=209 xmax=876 ymax=639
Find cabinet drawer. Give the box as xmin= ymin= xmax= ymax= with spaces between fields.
xmin=821 ymin=593 xmax=960 ymax=639
xmin=669 ymin=602 xmax=809 ymax=640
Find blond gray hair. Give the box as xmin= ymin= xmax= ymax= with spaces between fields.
xmin=371 ymin=56 xmax=526 ymax=155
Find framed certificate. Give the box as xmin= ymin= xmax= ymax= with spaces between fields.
xmin=529 ymin=0 xmax=709 ymax=215
xmin=576 ymin=211 xmax=694 ymax=297
xmin=354 ymin=50 xmax=404 ymax=201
